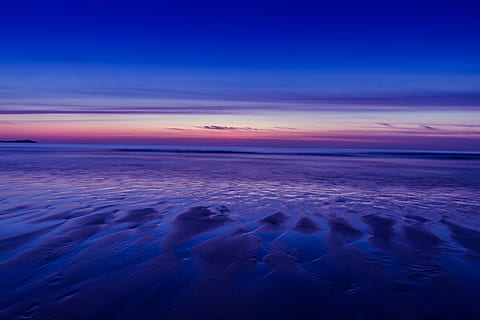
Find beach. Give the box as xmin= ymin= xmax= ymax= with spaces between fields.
xmin=1 ymin=144 xmax=480 ymax=319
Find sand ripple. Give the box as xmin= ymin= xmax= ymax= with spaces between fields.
xmin=0 ymin=148 xmax=479 ymax=319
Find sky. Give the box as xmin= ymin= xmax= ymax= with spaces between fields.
xmin=0 ymin=0 xmax=479 ymax=150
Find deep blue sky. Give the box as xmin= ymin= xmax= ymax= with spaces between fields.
xmin=1 ymin=0 xmax=479 ymax=149
xmin=2 ymin=0 xmax=480 ymax=70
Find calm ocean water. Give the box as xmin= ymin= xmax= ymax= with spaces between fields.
xmin=1 ymin=143 xmax=480 ymax=319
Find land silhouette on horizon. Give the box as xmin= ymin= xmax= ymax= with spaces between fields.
xmin=0 ymin=140 xmax=38 ymax=143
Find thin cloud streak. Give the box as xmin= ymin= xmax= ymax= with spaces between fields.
xmin=378 ymin=123 xmax=395 ymax=128
xmin=1 ymin=88 xmax=480 ymax=116
xmin=197 ymin=125 xmax=260 ymax=130
xmin=64 ymin=88 xmax=480 ymax=107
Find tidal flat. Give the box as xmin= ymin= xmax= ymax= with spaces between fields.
xmin=1 ymin=144 xmax=479 ymax=319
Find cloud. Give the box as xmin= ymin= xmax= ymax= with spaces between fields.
xmin=0 ymin=88 xmax=479 ymax=116
xmin=378 ymin=122 xmax=395 ymax=128
xmin=199 ymin=125 xmax=237 ymax=130
xmin=0 ymin=105 xmax=244 ymax=115
xmin=426 ymin=124 xmax=480 ymax=128
xmin=273 ymin=126 xmax=297 ymax=130
xmin=197 ymin=125 xmax=260 ymax=130
xmin=53 ymin=86 xmax=480 ymax=107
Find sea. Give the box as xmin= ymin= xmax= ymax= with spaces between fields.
xmin=1 ymin=143 xmax=480 ymax=319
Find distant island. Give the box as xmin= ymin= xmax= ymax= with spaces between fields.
xmin=0 ymin=140 xmax=38 ymax=143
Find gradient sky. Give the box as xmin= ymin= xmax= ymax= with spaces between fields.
xmin=1 ymin=0 xmax=479 ymax=149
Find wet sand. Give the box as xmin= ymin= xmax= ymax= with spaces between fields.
xmin=1 ymin=145 xmax=480 ymax=319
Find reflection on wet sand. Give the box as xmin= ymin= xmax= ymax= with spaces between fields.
xmin=1 ymin=146 xmax=480 ymax=319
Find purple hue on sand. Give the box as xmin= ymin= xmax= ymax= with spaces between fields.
xmin=0 ymin=144 xmax=480 ymax=319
